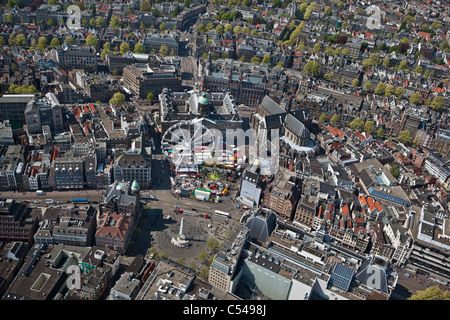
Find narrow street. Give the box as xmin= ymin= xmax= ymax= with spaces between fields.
xmin=180 ymin=55 xmax=198 ymax=88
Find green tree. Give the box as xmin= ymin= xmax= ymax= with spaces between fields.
xmin=390 ymin=165 xmax=400 ymax=179
xmin=198 ymin=268 xmax=209 ymax=280
xmin=15 ymin=34 xmax=27 ymax=46
xmin=398 ymin=130 xmax=412 ymax=144
xmin=394 ymin=87 xmax=404 ymax=99
xmin=110 ymin=16 xmax=122 ymax=29
xmin=36 ymin=36 xmax=48 ymax=51
xmin=304 ymin=2 xmax=315 ymax=20
xmin=207 ymin=238 xmax=220 ymax=251
xmin=159 ymin=44 xmax=169 ymax=56
xmin=147 ymin=92 xmax=154 ymax=102
xmin=8 ymin=84 xmax=39 ymax=93
xmin=376 ymin=127 xmax=385 ymax=138
xmin=382 ymin=58 xmax=390 ymax=68
xmin=352 ymin=78 xmax=360 ymax=88
xmin=313 ymin=42 xmax=322 ymax=53
xmin=330 ymin=114 xmax=339 ymax=126
xmin=65 ymin=36 xmax=74 ymax=44
xmin=110 ymin=92 xmax=125 ymax=105
xmin=319 ymin=113 xmax=327 ymax=123
xmin=120 ymin=42 xmax=130 ymax=54
xmin=409 ymin=92 xmax=422 ymax=105
xmin=364 ymin=121 xmax=375 ymax=134
xmin=224 ymin=23 xmax=232 ymax=33
xmin=7 ymin=84 xmax=18 ymax=93
xmin=385 ymin=84 xmax=395 ymax=97
xmin=96 ymin=17 xmax=106 ymax=28
xmin=349 ymin=117 xmax=365 ymax=131
xmin=159 ymin=22 xmax=166 ymax=31
xmin=414 ymin=65 xmax=423 ymax=74
xmin=101 ymin=48 xmax=110 ymax=60
xmin=325 ymin=46 xmax=334 ymax=56
xmin=251 ymin=56 xmax=261 ymax=65
xmin=6 ymin=13 xmax=14 ymax=24
xmin=362 ymin=53 xmax=380 ymax=69
xmin=50 ymin=38 xmax=60 ymax=47
xmin=261 ymin=54 xmax=271 ymax=64
xmin=198 ymin=251 xmax=208 ymax=262
xmin=86 ymin=35 xmax=99 ymax=49
xmin=303 ymin=61 xmax=321 ymax=76
xmin=430 ymin=96 xmax=445 ymax=111
xmin=409 ymin=286 xmax=450 ymax=300
xmin=296 ymin=41 xmax=306 ymax=51
xmin=323 ymin=72 xmax=334 ymax=80
xmin=206 ymin=22 xmax=215 ymax=31
xmin=364 ymin=80 xmax=372 ymax=91
xmin=398 ymin=60 xmax=407 ymax=70
xmin=134 ymin=42 xmax=146 ymax=53
xmin=375 ymin=82 xmax=386 ymax=95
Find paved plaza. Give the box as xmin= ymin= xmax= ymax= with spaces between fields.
xmin=134 ymin=184 xmax=245 ymax=265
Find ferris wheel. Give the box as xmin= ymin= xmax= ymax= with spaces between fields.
xmin=161 ymin=118 xmax=216 ymax=171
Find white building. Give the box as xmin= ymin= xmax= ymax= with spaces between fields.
xmin=109 ymin=272 xmax=141 ymax=300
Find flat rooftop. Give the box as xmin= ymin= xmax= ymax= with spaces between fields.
xmin=138 ymin=258 xmax=196 ymax=300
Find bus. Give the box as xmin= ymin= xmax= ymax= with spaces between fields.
xmin=214 ymin=210 xmax=230 ymax=218
xmin=72 ymin=198 xmax=88 ymax=203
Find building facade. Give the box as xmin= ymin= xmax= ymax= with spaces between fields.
xmin=56 ymin=44 xmax=97 ymax=72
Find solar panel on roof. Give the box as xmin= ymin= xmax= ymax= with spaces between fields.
xmin=330 ymin=263 xmax=354 ymax=292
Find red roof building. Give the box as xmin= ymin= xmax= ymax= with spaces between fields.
xmin=95 ymin=212 xmax=132 ymax=253
xmin=367 ymin=197 xmax=376 ymax=213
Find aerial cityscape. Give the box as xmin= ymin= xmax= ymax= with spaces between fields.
xmin=0 ymin=0 xmax=449 ymax=305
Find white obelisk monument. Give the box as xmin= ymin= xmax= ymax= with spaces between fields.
xmin=171 ymin=218 xmax=190 ymax=247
